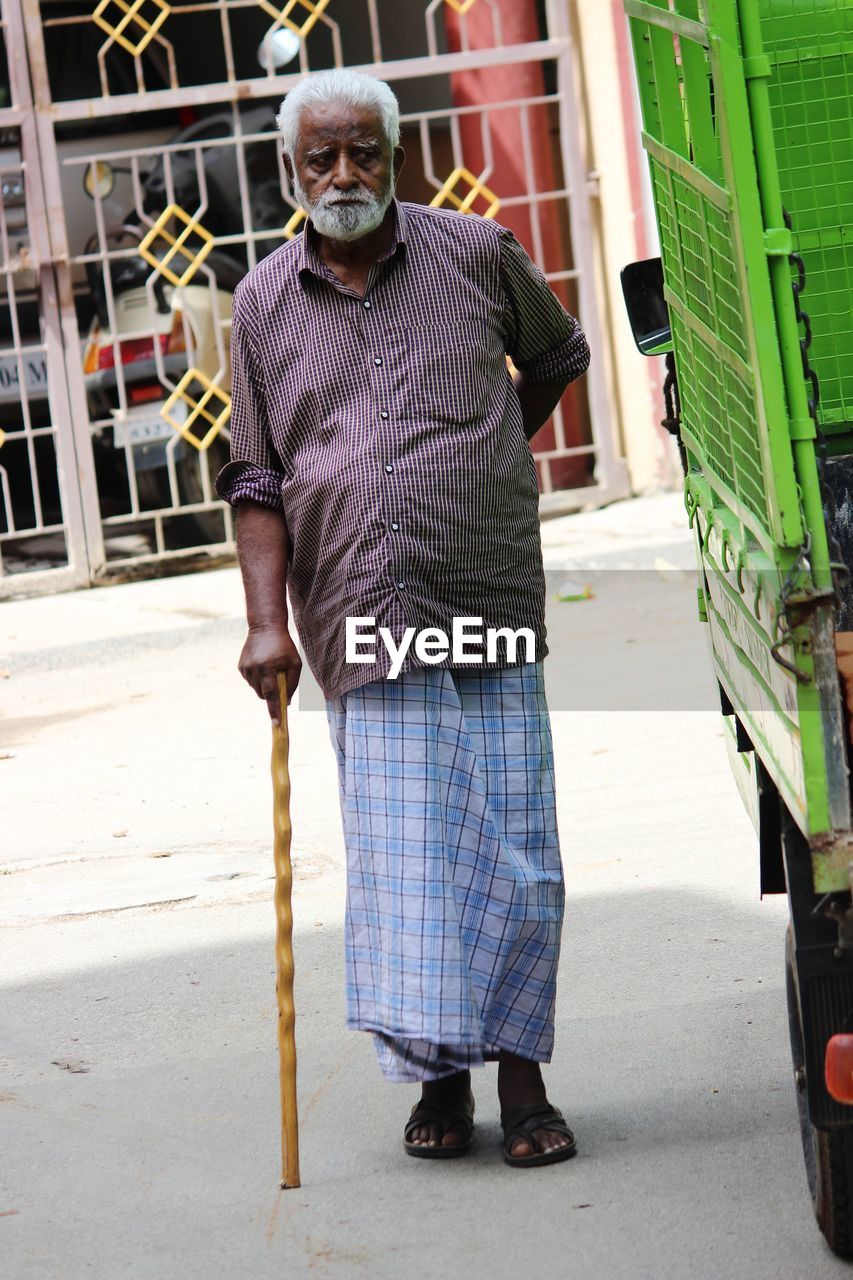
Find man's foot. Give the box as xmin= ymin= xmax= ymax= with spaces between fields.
xmin=497 ymin=1051 xmax=575 ymax=1162
xmin=404 ymin=1069 xmax=475 ymax=1154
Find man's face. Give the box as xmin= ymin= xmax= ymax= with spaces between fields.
xmin=290 ymin=104 xmax=397 ymax=242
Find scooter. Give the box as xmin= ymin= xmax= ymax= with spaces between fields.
xmin=82 ymin=225 xmax=242 ymax=517
xmin=80 ymin=108 xmax=288 ymax=531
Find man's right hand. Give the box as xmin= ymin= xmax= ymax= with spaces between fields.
xmin=238 ymin=623 xmax=303 ymax=726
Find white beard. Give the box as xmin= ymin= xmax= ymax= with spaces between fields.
xmin=292 ymin=171 xmax=394 ymax=243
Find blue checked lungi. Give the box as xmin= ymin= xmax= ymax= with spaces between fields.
xmin=325 ymin=661 xmax=565 ymax=1083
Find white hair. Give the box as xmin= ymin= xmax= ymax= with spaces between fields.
xmin=276 ymin=69 xmax=400 ymax=160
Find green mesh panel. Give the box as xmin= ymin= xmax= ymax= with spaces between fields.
xmin=651 ymin=156 xmax=769 ymax=530
xmin=759 ymin=0 xmax=853 ymax=427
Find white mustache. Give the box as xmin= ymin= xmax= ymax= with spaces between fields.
xmin=320 ymin=193 xmax=370 ymax=205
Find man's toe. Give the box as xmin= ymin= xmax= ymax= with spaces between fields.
xmin=532 ymin=1128 xmax=570 ymax=1154
xmin=510 ymin=1137 xmax=534 ymax=1158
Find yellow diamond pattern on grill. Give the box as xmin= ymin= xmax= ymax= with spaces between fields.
xmin=161 ymin=368 xmax=231 ymax=451
xmin=429 ymin=167 xmax=501 ymax=219
xmin=138 ymin=204 xmax=215 ymax=288
xmin=0 ymin=427 xmax=6 ymax=449
xmin=92 ymin=0 xmax=171 ymax=57
xmin=257 ymin=0 xmax=331 ymax=39
xmin=443 ymin=0 xmax=479 ymax=14
xmin=283 ymin=208 xmax=307 ymax=239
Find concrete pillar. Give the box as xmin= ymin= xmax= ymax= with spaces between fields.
xmin=572 ymin=0 xmax=681 ymax=493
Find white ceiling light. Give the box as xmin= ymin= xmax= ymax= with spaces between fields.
xmin=258 ymin=28 xmax=301 ymax=71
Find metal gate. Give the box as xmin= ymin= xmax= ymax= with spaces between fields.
xmin=0 ymin=0 xmax=627 ymax=597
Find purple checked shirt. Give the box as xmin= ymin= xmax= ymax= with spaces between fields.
xmin=215 ymin=199 xmax=590 ymax=698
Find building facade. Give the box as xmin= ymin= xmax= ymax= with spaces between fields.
xmin=0 ymin=0 xmax=675 ymax=597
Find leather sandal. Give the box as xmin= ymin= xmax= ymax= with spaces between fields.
xmin=501 ymin=1102 xmax=577 ymax=1168
xmin=403 ymin=1091 xmax=475 ymax=1159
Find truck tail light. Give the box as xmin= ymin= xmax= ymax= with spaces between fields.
xmin=825 ymin=1035 xmax=853 ymax=1104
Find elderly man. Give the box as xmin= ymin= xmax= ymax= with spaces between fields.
xmin=216 ymin=68 xmax=589 ymax=1167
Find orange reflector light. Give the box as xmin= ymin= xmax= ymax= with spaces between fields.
xmin=825 ymin=1035 xmax=853 ymax=1104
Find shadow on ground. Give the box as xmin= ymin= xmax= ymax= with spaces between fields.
xmin=2 ymin=881 xmax=846 ymax=1280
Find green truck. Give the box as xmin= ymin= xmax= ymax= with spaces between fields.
xmin=622 ymin=0 xmax=853 ymax=1256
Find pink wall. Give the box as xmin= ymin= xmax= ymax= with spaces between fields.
xmin=443 ymin=0 xmax=591 ymax=490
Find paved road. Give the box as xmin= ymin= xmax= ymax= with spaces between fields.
xmin=2 ymin=496 xmax=848 ymax=1279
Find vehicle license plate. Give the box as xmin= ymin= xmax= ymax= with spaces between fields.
xmin=113 ymin=400 xmax=187 ymax=448
xmin=0 ymin=351 xmax=48 ymax=402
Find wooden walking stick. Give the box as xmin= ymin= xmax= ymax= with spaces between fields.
xmin=271 ymin=670 xmax=300 ymax=1188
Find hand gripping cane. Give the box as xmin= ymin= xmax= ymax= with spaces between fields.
xmin=271 ymin=671 xmax=300 ymax=1188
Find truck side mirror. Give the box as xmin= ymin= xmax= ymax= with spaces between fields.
xmin=620 ymin=257 xmax=673 ymax=356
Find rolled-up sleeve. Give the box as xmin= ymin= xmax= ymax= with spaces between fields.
xmin=499 ymin=228 xmax=590 ymax=385
xmin=215 ymin=280 xmax=286 ymax=511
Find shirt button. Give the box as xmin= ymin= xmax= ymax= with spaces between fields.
xmin=384 ymin=463 xmax=393 ymax=474
xmin=397 ymin=581 xmax=406 ymax=590
xmin=363 ymin=300 xmax=372 ymax=310
xmin=390 ymin=521 xmax=399 ymax=531
xmin=373 ymin=356 xmax=383 ymax=367
xmin=380 ymin=410 xmax=389 ymax=420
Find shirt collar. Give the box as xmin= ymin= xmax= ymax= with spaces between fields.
xmin=298 ymin=197 xmax=408 ymax=283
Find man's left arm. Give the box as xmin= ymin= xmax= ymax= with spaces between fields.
xmin=499 ymin=228 xmax=591 ymax=441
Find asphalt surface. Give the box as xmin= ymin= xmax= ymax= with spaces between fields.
xmin=2 ymin=494 xmax=849 ymax=1279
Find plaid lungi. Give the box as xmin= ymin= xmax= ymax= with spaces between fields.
xmin=325 ymin=662 xmax=565 ymax=1083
